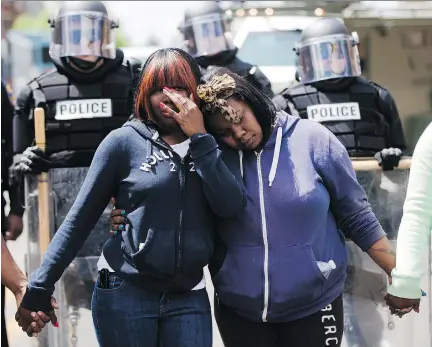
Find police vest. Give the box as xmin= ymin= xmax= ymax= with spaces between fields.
xmin=284 ymin=78 xmax=389 ymax=156
xmin=28 ymin=61 xmax=134 ymax=154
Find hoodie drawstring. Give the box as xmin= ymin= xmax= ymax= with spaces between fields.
xmin=238 ymin=150 xmax=244 ymax=178
xmin=237 ymin=126 xmax=283 ymax=187
xmin=146 ymin=131 xmax=159 ymax=158
xmin=268 ymin=127 xmax=283 ymax=187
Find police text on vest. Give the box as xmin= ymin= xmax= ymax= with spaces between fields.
xmin=307 ymin=102 xmax=361 ymax=123
xmin=55 ymin=99 xmax=112 ymax=120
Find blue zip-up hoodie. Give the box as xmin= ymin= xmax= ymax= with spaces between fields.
xmin=212 ymin=112 xmax=385 ymax=323
xmin=21 ymin=119 xmax=246 ymax=312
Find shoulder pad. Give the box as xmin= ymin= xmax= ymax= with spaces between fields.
xmin=272 ymin=94 xmax=288 ymax=110
xmin=354 ymin=76 xmax=382 ymax=89
xmin=32 ymin=69 xmax=58 ymax=83
xmin=369 ymin=80 xmax=389 ymax=93
xmin=123 ymin=56 xmax=142 ymax=68
xmin=228 ymin=57 xmax=251 ymax=72
xmin=279 ymin=86 xmax=292 ymax=97
xmin=288 ymin=83 xmax=317 ymax=96
xmin=15 ymin=84 xmax=34 ymax=109
xmin=29 ymin=69 xmax=65 ymax=89
xmin=349 ymin=77 xmax=378 ymax=95
xmin=28 ymin=79 xmax=41 ymax=92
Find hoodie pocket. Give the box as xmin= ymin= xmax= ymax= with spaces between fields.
xmin=181 ymin=229 xmax=214 ymax=277
xmin=212 ymin=246 xmax=264 ymax=314
xmin=123 ymin=229 xmax=176 ymax=280
xmin=268 ymin=243 xmax=326 ymax=314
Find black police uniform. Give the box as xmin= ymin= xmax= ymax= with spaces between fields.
xmin=1 ymin=82 xmax=24 ymax=347
xmin=181 ymin=2 xmax=274 ymax=98
xmin=13 ymin=49 xmax=139 ymax=164
xmin=197 ymin=49 xmax=274 ymax=98
xmin=273 ymin=17 xmax=405 ymax=170
xmin=275 ymin=77 xmax=406 ymax=157
xmin=273 ymin=18 xmax=408 ymax=347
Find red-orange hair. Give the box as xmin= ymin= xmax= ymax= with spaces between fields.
xmin=134 ymin=48 xmax=202 ymax=120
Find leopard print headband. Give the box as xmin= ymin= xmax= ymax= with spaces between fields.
xmin=197 ymin=74 xmax=242 ymax=124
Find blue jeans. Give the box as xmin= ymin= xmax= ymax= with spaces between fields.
xmin=91 ymin=273 xmax=212 ymax=347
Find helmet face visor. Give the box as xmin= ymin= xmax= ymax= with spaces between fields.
xmin=50 ymin=11 xmax=116 ymax=59
xmin=297 ymin=34 xmax=361 ymax=84
xmin=182 ymin=13 xmax=234 ymax=58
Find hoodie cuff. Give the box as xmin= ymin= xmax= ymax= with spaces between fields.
xmin=189 ymin=133 xmax=218 ymax=159
xmin=387 ymin=272 xmax=423 ymax=299
xmin=20 ymin=286 xmax=53 ymax=312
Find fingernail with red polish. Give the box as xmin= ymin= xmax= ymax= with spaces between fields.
xmin=159 ymin=102 xmax=165 ymax=108
xmin=54 ymin=322 xmax=59 ymax=327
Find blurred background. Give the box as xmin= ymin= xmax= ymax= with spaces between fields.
xmin=1 ymin=1 xmax=431 ymax=346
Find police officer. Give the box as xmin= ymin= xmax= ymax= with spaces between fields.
xmin=273 ymin=17 xmax=406 ymax=170
xmin=179 ymin=1 xmax=274 ymax=98
xmin=273 ymin=18 xmax=408 ymax=347
xmin=12 ymin=0 xmax=141 ymax=172
xmin=1 ymin=81 xmax=25 ymax=347
xmin=10 ymin=2 xmax=141 ymax=341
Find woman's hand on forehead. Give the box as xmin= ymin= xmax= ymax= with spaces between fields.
xmin=160 ymin=87 xmax=207 ymax=137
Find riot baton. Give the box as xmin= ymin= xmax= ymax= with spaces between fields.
xmin=34 ymin=107 xmax=51 ymax=259
xmin=351 ymin=157 xmax=411 ymax=172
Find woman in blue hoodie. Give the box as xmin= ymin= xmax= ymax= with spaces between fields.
xmin=113 ymin=67 xmax=398 ymax=347
xmin=16 ymin=49 xmax=246 ymax=347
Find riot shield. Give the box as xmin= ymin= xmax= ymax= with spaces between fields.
xmin=25 ymin=167 xmax=113 ymax=347
xmin=342 ymin=158 xmax=432 ymax=347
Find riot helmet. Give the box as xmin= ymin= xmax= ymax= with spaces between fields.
xmin=179 ymin=2 xmax=235 ymax=58
xmin=294 ymin=18 xmax=361 ymax=84
xmin=48 ymin=1 xmax=118 ymax=62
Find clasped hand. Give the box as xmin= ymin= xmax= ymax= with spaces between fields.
xmin=15 ymin=296 xmax=58 ymax=337
xmin=384 ymin=293 xmax=421 ymax=318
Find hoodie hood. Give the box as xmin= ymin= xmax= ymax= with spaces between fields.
xmin=51 ymin=49 xmax=125 ymax=84
xmin=264 ymin=111 xmax=300 ymax=149
xmin=239 ymin=111 xmax=300 ymax=187
xmin=122 ymin=118 xmax=159 ymax=140
xmin=122 ymin=119 xmax=163 ymax=160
